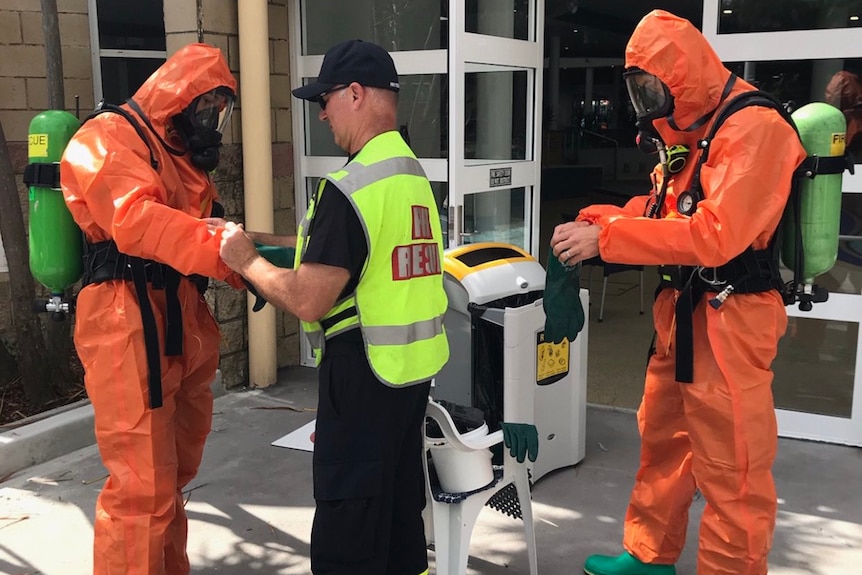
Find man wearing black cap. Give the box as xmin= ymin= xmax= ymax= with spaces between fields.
xmin=219 ymin=39 xmax=449 ymax=575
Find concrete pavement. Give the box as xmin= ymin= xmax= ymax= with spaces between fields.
xmin=1 ymin=365 xmax=861 ymax=574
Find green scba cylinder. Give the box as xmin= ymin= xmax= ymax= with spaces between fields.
xmin=781 ymin=102 xmax=846 ymax=284
xmin=28 ymin=110 xmax=82 ymax=294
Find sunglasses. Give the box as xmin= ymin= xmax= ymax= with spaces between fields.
xmin=317 ymin=85 xmax=349 ymax=110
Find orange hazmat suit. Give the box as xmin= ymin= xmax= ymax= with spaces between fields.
xmin=60 ymin=44 xmax=240 ymax=575
xmin=577 ymin=11 xmax=807 ymax=575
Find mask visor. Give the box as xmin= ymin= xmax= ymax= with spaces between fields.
xmin=624 ymin=70 xmax=671 ymax=120
xmin=191 ymin=87 xmax=236 ymax=134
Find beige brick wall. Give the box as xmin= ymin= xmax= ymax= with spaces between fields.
xmin=0 ymin=4 xmax=94 ymax=142
xmin=0 ymin=0 xmax=299 ymax=389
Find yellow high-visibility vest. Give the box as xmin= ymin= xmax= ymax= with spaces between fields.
xmin=294 ymin=131 xmax=449 ymax=386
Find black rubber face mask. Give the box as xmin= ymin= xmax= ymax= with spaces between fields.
xmin=173 ymin=113 xmax=223 ymax=172
xmin=172 ymin=87 xmax=235 ymax=172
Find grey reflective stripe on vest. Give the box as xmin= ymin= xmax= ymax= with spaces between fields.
xmin=362 ymin=314 xmax=445 ymax=346
xmin=306 ymin=326 xmax=324 ymax=350
xmin=297 ymin=210 xmax=313 ymax=257
xmin=331 ymin=156 xmax=427 ymax=196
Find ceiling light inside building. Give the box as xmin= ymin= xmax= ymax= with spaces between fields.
xmin=723 ymin=9 xmax=733 ymax=14
xmin=851 ymin=15 xmax=860 ymax=21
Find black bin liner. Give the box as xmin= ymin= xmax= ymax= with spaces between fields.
xmin=470 ymin=290 xmax=543 ymax=465
xmin=470 ymin=291 xmax=542 ymax=432
xmin=426 ymin=399 xmax=486 ymax=439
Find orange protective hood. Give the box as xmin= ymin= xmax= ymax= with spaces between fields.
xmin=625 ymin=10 xmax=738 ymax=143
xmin=131 ymin=43 xmax=237 ymax=130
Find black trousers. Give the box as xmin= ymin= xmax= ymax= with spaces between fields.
xmin=311 ymin=332 xmax=431 ymax=575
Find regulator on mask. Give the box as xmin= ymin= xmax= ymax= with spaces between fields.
xmin=173 ymin=86 xmax=236 ymax=172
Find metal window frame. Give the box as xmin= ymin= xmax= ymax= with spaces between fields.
xmin=87 ymin=0 xmax=167 ymax=104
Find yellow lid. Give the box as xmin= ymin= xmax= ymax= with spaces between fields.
xmin=444 ymin=242 xmax=534 ymax=281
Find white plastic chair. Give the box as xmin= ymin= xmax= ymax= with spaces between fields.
xmin=423 ymin=398 xmax=538 ymax=575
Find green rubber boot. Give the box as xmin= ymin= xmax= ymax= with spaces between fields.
xmin=584 ymin=552 xmax=676 ymax=575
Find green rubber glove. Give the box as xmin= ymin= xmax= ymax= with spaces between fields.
xmin=255 ymin=244 xmax=296 ymax=268
xmin=501 ymin=422 xmax=539 ymax=463
xmin=543 ymin=253 xmax=585 ymax=344
xmin=247 ymin=244 xmax=296 ymax=312
xmin=244 ymin=279 xmax=268 ymax=313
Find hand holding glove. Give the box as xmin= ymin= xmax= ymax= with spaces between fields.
xmin=543 ymin=252 xmax=585 ymax=344
xmin=246 ymin=244 xmax=296 ymax=312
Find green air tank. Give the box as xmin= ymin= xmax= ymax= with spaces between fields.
xmin=28 ymin=110 xmax=82 ymax=294
xmin=781 ymin=102 xmax=846 ymax=285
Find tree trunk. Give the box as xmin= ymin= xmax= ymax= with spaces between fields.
xmin=0 ymin=122 xmax=57 ymax=408
xmin=41 ymin=0 xmax=65 ymax=110
xmin=40 ymin=0 xmax=75 ymax=390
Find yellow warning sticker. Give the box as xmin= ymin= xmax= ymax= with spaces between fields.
xmin=831 ymin=132 xmax=846 ymax=157
xmin=536 ymin=332 xmax=569 ymax=383
xmin=29 ymin=133 xmax=49 ymax=158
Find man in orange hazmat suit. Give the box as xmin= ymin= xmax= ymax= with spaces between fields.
xmin=60 ymin=43 xmax=241 ymax=575
xmin=550 ymin=11 xmax=807 ymax=575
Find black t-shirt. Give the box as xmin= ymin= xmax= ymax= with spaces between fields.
xmin=301 ymin=179 xmax=368 ymax=300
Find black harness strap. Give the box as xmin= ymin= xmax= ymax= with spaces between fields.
xmin=129 ymin=256 xmax=164 ymax=408
xmin=662 ymin=246 xmax=781 ymax=383
xmin=82 ymin=239 xmax=210 ymax=408
xmin=23 ymin=162 xmax=61 ymax=189
xmin=674 ymin=268 xmax=701 ymax=384
xmin=163 ymin=268 xmax=184 ymax=357
xmin=87 ymin=102 xmax=160 ymax=170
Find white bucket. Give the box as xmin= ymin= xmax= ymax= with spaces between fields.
xmin=428 ymin=423 xmax=494 ymax=493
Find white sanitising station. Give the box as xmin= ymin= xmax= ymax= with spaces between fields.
xmin=431 ymin=242 xmax=589 ymax=484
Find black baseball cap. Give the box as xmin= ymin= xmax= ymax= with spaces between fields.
xmin=292 ymin=39 xmax=400 ymax=101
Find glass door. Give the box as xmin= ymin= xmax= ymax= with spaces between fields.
xmin=448 ymin=0 xmax=544 ymax=256
xmin=704 ymin=0 xmax=862 ymax=446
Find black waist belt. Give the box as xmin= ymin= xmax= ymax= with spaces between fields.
xmin=82 ymin=240 xmax=210 ymax=408
xmin=657 ymin=246 xmax=782 ymax=384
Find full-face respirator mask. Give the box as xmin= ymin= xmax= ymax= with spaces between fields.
xmin=624 ymin=67 xmax=674 ymax=153
xmin=173 ymin=86 xmax=236 ymax=172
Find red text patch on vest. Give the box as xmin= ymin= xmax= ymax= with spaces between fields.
xmin=412 ymin=205 xmax=434 ymax=240
xmin=392 ymin=243 xmax=441 ymax=280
